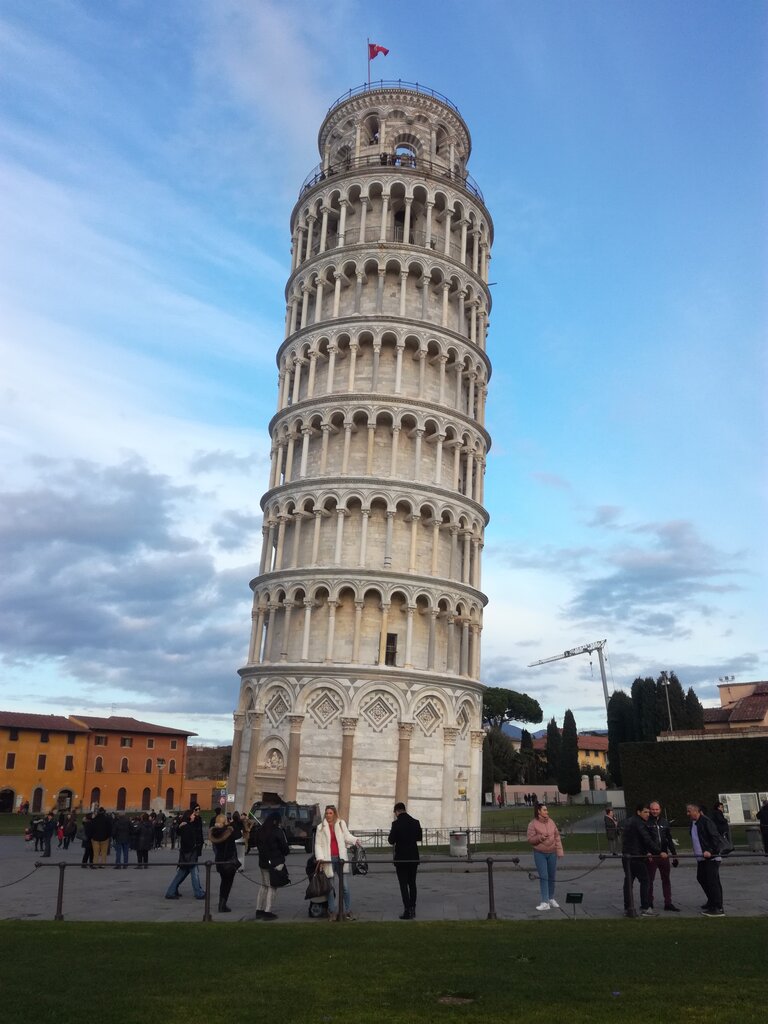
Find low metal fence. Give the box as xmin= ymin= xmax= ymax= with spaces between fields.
xmin=20 ymin=849 xmax=766 ymax=924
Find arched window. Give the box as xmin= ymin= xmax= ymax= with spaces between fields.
xmin=120 ymin=757 xmax=129 ymax=773
xmin=165 ymin=787 xmax=174 ymax=810
xmin=116 ymin=787 xmax=126 ymax=811
xmin=94 ymin=756 xmax=103 ymax=772
xmin=89 ymin=787 xmax=100 ymax=808
xmin=32 ymin=787 xmax=44 ymax=813
xmin=168 ymin=759 xmax=176 ymax=775
xmin=145 ymin=759 xmax=152 ymax=773
xmin=141 ymin=787 xmax=151 ymax=811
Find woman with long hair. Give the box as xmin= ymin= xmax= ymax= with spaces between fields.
xmin=526 ymin=802 xmax=564 ymax=911
xmin=254 ymin=812 xmax=289 ymax=921
xmin=314 ymin=804 xmax=361 ymax=921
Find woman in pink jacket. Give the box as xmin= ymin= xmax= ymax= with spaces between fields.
xmin=526 ymin=803 xmax=564 ymax=911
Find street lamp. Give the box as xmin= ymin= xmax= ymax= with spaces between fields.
xmin=156 ymin=758 xmax=166 ymax=801
xmin=660 ymin=672 xmax=673 ymax=732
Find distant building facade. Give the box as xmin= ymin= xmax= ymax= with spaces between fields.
xmin=0 ymin=712 xmax=195 ymax=813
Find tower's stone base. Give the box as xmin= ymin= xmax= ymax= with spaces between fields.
xmin=229 ymin=664 xmax=484 ymax=831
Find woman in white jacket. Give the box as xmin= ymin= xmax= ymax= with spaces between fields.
xmin=314 ymin=804 xmax=360 ymax=920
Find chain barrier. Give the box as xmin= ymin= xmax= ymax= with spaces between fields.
xmin=21 ymin=848 xmax=766 ymax=923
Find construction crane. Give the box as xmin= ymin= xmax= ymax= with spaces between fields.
xmin=528 ymin=639 xmax=610 ymax=714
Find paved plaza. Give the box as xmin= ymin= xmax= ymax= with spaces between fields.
xmin=1 ymin=837 xmax=765 ymax=924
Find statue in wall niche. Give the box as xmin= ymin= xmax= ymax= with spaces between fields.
xmin=265 ymin=749 xmax=285 ymax=770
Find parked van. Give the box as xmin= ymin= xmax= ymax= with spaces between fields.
xmin=248 ymin=798 xmax=321 ymax=852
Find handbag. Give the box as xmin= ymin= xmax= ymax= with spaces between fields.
xmin=718 ymin=833 xmax=734 ymax=857
xmin=305 ymin=869 xmax=331 ymax=900
xmin=349 ymin=844 xmax=369 ymax=876
xmin=269 ymin=862 xmax=290 ymax=888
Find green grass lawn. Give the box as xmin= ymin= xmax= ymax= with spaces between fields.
xmin=1 ymin=919 xmax=763 ymax=1023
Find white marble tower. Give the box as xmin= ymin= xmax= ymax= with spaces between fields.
xmin=228 ymin=82 xmax=493 ymax=830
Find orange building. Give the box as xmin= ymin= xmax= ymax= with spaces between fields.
xmin=0 ymin=712 xmax=90 ymax=813
xmin=0 ymin=712 xmax=195 ymax=814
xmin=70 ymin=715 xmax=195 ymax=812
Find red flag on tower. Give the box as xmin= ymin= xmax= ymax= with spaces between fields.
xmin=368 ymin=43 xmax=389 ymax=59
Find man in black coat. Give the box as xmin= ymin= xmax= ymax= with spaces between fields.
xmin=388 ymin=802 xmax=423 ymax=919
xmin=621 ymin=803 xmax=662 ymax=917
xmin=687 ymin=803 xmax=725 ymax=916
xmin=647 ymin=801 xmax=679 ymax=911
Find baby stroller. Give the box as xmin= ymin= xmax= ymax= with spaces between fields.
xmin=305 ymin=854 xmax=329 ymax=918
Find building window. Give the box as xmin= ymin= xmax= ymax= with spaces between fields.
xmin=5 ymin=753 xmax=15 ymax=769
xmin=120 ymin=757 xmax=129 ymax=773
xmin=145 ymin=759 xmax=153 ymax=773
xmin=37 ymin=754 xmax=47 ymax=770
xmin=9 ymin=728 xmax=19 ymax=741
xmin=147 ymin=738 xmax=155 ymax=749
xmin=117 ymin=787 xmax=127 ymax=811
xmin=40 ymin=731 xmax=49 ymax=743
xmin=165 ymin=787 xmax=174 ymax=810
xmin=64 ymin=755 xmax=74 ymax=771
xmin=67 ymin=733 xmax=76 ymax=744
xmin=90 ymin=787 xmax=100 ymax=807
xmin=169 ymin=759 xmax=176 ymax=775
xmin=141 ymin=787 xmax=151 ymax=811
xmin=95 ymin=756 xmax=103 ymax=772
xmin=94 ymin=735 xmax=107 ymax=746
xmin=120 ymin=737 xmax=133 ymax=748
xmin=170 ymin=739 xmax=178 ymax=750
xmin=385 ymin=632 xmax=398 ymax=666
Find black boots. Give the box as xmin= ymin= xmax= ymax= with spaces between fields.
xmin=218 ymin=899 xmax=232 ymax=913
xmin=399 ymin=906 xmax=415 ymax=919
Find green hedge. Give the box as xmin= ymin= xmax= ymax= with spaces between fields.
xmin=621 ymin=737 xmax=768 ymax=819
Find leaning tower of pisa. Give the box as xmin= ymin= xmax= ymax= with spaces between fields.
xmin=227 ymin=82 xmax=493 ymax=830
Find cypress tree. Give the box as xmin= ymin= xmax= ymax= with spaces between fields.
xmin=684 ymin=686 xmax=705 ymax=729
xmin=632 ymin=676 xmax=658 ymax=740
xmin=607 ymin=690 xmax=635 ymax=786
xmin=545 ymin=716 xmax=561 ymax=783
xmin=558 ymin=709 xmax=581 ymax=796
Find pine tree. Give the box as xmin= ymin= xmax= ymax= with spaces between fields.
xmin=557 ymin=709 xmax=581 ymax=796
xmin=607 ymin=690 xmax=635 ymax=786
xmin=545 ymin=716 xmax=561 ymax=783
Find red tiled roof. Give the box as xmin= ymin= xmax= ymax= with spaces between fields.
xmin=0 ymin=711 xmax=89 ymax=731
xmin=703 ymin=708 xmax=731 ymax=723
xmin=728 ymin=695 xmax=768 ymax=723
xmin=68 ymin=715 xmax=195 ymax=737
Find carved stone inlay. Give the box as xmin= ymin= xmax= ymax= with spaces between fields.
xmin=360 ymin=693 xmax=397 ymax=733
xmin=457 ymin=705 xmax=470 ymax=739
xmin=307 ymin=689 xmax=343 ymax=729
xmin=264 ymin=748 xmax=285 ymax=771
xmin=265 ymin=691 xmax=291 ymax=727
xmin=414 ymin=698 xmax=442 ymax=737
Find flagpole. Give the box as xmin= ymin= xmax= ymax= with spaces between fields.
xmin=367 ymin=38 xmax=370 ymax=87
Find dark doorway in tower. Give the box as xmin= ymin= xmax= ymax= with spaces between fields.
xmin=385 ymin=632 xmax=398 ymax=666
xmin=0 ymin=788 xmax=14 ymax=813
xmin=393 ymin=209 xmax=413 ymax=246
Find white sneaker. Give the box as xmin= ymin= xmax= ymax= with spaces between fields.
xmin=535 ymin=902 xmax=551 ymax=911
xmin=549 ymin=899 xmax=560 ymax=909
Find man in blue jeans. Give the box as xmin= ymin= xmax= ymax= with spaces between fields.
xmin=165 ymin=809 xmax=205 ymax=900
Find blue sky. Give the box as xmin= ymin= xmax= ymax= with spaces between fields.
xmin=1 ymin=0 xmax=766 ymax=743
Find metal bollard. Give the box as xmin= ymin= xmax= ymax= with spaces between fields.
xmin=623 ymin=856 xmax=638 ymax=918
xmin=202 ymin=861 xmax=213 ymax=922
xmin=55 ymin=862 xmax=66 ymax=921
xmin=486 ymin=857 xmax=497 ymax=920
